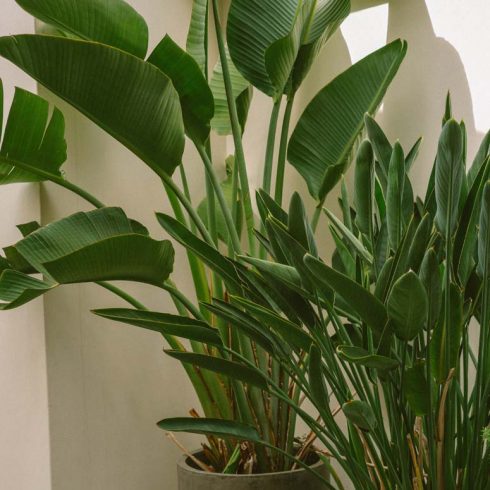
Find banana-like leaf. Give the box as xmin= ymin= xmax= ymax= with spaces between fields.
xmin=0 ymin=35 xmax=185 ymax=177
xmin=0 ymin=270 xmax=55 ymax=310
xmin=7 ymin=207 xmax=174 ymax=287
xmin=164 ymin=350 xmax=268 ymax=390
xmin=304 ymin=254 xmax=388 ymax=334
xmin=0 ymin=83 xmax=66 ymax=184
xmin=430 ymin=283 xmax=463 ymax=382
xmin=435 ymin=119 xmax=465 ymax=236
xmin=157 ymin=417 xmax=260 ymax=442
xmin=93 ymin=308 xmax=221 ymax=346
xmin=337 ymin=345 xmax=398 ymax=371
xmin=227 ymin=0 xmax=303 ymax=98
xmin=403 ymin=363 xmax=429 ymax=415
xmin=387 ymin=271 xmax=428 ymax=341
xmin=407 ymin=213 xmax=432 ymax=273
xmin=288 ymin=191 xmax=318 ymax=256
xmin=15 ymin=0 xmax=149 ymax=58
xmin=186 ymin=0 xmax=208 ymax=73
xmin=288 ymin=40 xmax=407 ymax=201
xmin=290 ymin=0 xmax=350 ymax=93
xmin=364 ymin=114 xmax=391 ymax=192
xmin=343 ymin=400 xmax=376 ymax=431
xmin=354 ymin=140 xmax=374 ymax=235
xmin=148 ymin=35 xmax=214 ymax=145
xmin=210 ymin=47 xmax=252 ymax=135
xmin=478 ymin=182 xmax=490 ymax=278
xmin=239 ymin=256 xmax=302 ymax=291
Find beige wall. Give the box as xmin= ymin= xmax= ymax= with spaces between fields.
xmin=0 ymin=4 xmax=51 ymax=490
xmin=1 ymin=1 xmax=489 ymax=489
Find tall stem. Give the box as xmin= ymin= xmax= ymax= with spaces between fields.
xmin=211 ymin=0 xmax=256 ymax=255
xmin=262 ymin=98 xmax=282 ymax=194
xmin=196 ymin=144 xmax=242 ymax=254
xmin=275 ymin=96 xmax=295 ymax=205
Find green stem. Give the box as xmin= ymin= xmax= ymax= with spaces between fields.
xmin=196 ymin=144 xmax=242 ymax=254
xmin=211 ymin=0 xmax=256 ymax=255
xmin=160 ymin=281 xmax=206 ymax=322
xmin=275 ymin=96 xmax=295 ymax=205
xmin=0 ymin=156 xmax=105 ymax=208
xmin=311 ymin=204 xmax=322 ymax=233
xmin=97 ymin=282 xmax=147 ymax=310
xmin=159 ymin=170 xmax=215 ymax=246
xmin=262 ymin=98 xmax=282 ymax=194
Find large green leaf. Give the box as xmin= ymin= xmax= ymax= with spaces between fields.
xmin=164 ymin=350 xmax=268 ymax=390
xmin=0 ymin=35 xmax=185 ymax=177
xmin=227 ymin=0 xmax=303 ymax=98
xmin=13 ymin=207 xmax=174 ymax=285
xmin=403 ymin=363 xmax=429 ymax=415
xmin=148 ymin=35 xmax=214 ymax=145
xmin=304 ymin=254 xmax=388 ymax=334
xmin=186 ymin=0 xmax=208 ymax=73
xmin=0 ymin=83 xmax=66 ymax=184
xmin=288 ymin=40 xmax=407 ymax=201
xmin=0 ymin=270 xmax=55 ymax=310
xmin=157 ymin=417 xmax=260 ymax=442
xmin=15 ymin=0 xmax=149 ymax=58
xmin=435 ymin=119 xmax=465 ymax=236
xmin=419 ymin=249 xmax=442 ymax=330
xmin=467 ymin=130 xmax=490 ymax=188
xmin=387 ymin=271 xmax=428 ymax=341
xmin=290 ymin=0 xmax=350 ymax=93
xmin=93 ymin=308 xmax=221 ymax=346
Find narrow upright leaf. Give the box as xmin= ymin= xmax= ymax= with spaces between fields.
xmin=386 ymin=142 xmax=405 ymax=250
xmin=186 ymin=0 xmax=208 ymax=73
xmin=15 ymin=0 xmax=149 ymax=58
xmin=435 ymin=120 xmax=465 ymax=237
xmin=478 ymin=182 xmax=490 ymax=278
xmin=354 ymin=140 xmax=374 ymax=235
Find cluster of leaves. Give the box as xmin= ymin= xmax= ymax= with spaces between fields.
xmin=3 ymin=0 xmax=487 ymax=486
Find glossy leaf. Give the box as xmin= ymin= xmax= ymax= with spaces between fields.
xmin=227 ymin=0 xmax=302 ymax=97
xmin=304 ymin=254 xmax=388 ymax=334
xmin=164 ymin=350 xmax=268 ymax=390
xmin=337 ymin=345 xmax=398 ymax=371
xmin=387 ymin=271 xmax=428 ymax=341
xmin=15 ymin=0 xmax=149 ymax=58
xmin=186 ymin=0 xmax=208 ymax=73
xmin=354 ymin=140 xmax=374 ymax=235
xmin=288 ymin=40 xmax=406 ymax=201
xmin=435 ymin=120 xmax=465 ymax=236
xmin=157 ymin=417 xmax=260 ymax=442
xmin=0 ymin=35 xmax=185 ymax=177
xmin=343 ymin=400 xmax=376 ymax=431
xmin=148 ymin=35 xmax=214 ymax=145
xmin=0 ymin=84 xmax=66 ymax=184
xmin=10 ymin=208 xmax=174 ymax=286
xmin=93 ymin=309 xmax=221 ymax=346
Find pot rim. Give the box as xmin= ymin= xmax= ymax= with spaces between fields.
xmin=178 ymin=449 xmax=324 ymax=478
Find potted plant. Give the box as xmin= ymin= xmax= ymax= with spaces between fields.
xmin=0 ymin=0 xmax=410 ymax=487
xmin=167 ymin=100 xmax=490 ymax=488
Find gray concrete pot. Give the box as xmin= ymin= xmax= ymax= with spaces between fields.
xmin=177 ymin=451 xmax=328 ymax=490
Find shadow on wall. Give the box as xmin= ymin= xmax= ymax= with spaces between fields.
xmin=381 ymin=0 xmax=483 ymax=194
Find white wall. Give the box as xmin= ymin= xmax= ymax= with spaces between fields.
xmin=1 ymin=1 xmax=489 ymax=489
xmin=0 ymin=4 xmax=51 ymax=490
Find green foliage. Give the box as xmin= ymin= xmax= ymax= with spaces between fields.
xmin=2 ymin=1 xmax=487 ymax=487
